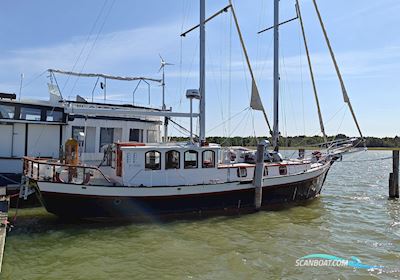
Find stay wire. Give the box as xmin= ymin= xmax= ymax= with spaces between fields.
xmin=70 ymin=0 xmax=116 ymax=96
xmin=61 ymin=0 xmax=109 ymax=93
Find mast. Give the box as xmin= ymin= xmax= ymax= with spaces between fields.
xmin=272 ymin=0 xmax=280 ymax=150
xmin=296 ymin=0 xmax=328 ymax=144
xmin=162 ymin=67 xmax=168 ymax=142
xmin=199 ymin=0 xmax=206 ymax=144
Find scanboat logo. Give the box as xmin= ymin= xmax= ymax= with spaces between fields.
xmin=295 ymin=254 xmax=383 ymax=270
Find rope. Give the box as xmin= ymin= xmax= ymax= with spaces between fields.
xmin=12 ymin=191 xmax=20 ymax=223
xmin=71 ymin=0 xmax=116 ymax=95
xmin=0 ymin=175 xmax=22 ymax=223
xmin=169 ymin=119 xmax=199 ymax=138
xmin=61 ymin=0 xmax=109 ymax=93
xmin=21 ymin=70 xmax=47 ymax=89
xmin=337 ymin=156 xmax=393 ymax=163
xmin=206 ymin=107 xmax=249 ymax=134
xmin=0 ymin=174 xmax=20 ymax=185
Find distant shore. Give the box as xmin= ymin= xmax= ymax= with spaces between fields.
xmin=279 ymin=147 xmax=400 ymax=151
xmin=170 ymin=135 xmax=400 ymax=150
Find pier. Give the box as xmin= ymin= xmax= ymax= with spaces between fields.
xmin=0 ymin=186 xmax=9 ymax=273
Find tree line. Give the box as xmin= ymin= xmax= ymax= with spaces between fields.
xmin=170 ymin=134 xmax=400 ymax=148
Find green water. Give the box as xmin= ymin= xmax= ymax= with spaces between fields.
xmin=2 ymin=151 xmax=400 ymax=279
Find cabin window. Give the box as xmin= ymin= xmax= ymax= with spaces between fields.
xmin=279 ymin=165 xmax=287 ymax=175
xmin=129 ymin=129 xmax=143 ymax=142
xmin=0 ymin=104 xmax=15 ymax=119
xmin=20 ymin=107 xmax=41 ymax=121
xmin=145 ymin=151 xmax=161 ymax=170
xmin=263 ymin=166 xmax=268 ymax=176
xmin=46 ymin=110 xmax=63 ymax=122
xmin=166 ymin=150 xmax=180 ymax=169
xmin=99 ymin=128 xmax=114 ymax=152
xmin=237 ymin=167 xmax=247 ymax=178
xmin=202 ymin=150 xmax=215 ymax=168
xmin=184 ymin=150 xmax=198 ymax=169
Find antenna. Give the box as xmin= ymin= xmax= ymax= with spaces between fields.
xmin=18 ymin=73 xmax=24 ymax=101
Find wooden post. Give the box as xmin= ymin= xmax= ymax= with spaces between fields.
xmin=389 ymin=150 xmax=399 ymax=198
xmin=254 ymin=142 xmax=265 ymax=209
xmin=394 ymin=150 xmax=399 ymax=198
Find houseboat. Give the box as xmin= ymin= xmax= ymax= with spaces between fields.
xmin=0 ymin=74 xmax=163 ymax=201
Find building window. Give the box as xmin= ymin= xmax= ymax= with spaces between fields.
xmin=99 ymin=128 xmax=114 ymax=152
xmin=46 ymin=110 xmax=63 ymax=122
xmin=184 ymin=150 xmax=198 ymax=169
xmin=279 ymin=165 xmax=287 ymax=175
xmin=0 ymin=104 xmax=15 ymax=119
xmin=147 ymin=130 xmax=158 ymax=143
xmin=202 ymin=150 xmax=215 ymax=168
xmin=20 ymin=107 xmax=41 ymax=121
xmin=145 ymin=150 xmax=161 ymax=170
xmin=72 ymin=126 xmax=84 ymax=140
xmin=129 ymin=128 xmax=143 ymax=142
xmin=237 ymin=167 xmax=247 ymax=178
xmin=166 ymin=150 xmax=180 ymax=169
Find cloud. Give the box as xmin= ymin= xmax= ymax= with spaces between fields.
xmin=0 ymin=22 xmax=180 ymax=81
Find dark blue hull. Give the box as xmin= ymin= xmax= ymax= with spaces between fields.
xmin=36 ymin=168 xmax=329 ymax=220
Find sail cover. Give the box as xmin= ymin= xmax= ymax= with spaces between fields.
xmin=48 ymin=69 xmax=161 ymax=83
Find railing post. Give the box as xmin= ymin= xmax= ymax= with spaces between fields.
xmin=68 ymin=167 xmax=72 ymax=183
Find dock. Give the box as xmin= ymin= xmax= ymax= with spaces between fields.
xmin=0 ymin=186 xmax=10 ymax=273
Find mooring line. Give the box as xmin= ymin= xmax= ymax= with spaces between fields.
xmin=337 ymin=156 xmax=393 ymax=163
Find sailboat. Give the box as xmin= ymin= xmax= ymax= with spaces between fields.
xmin=21 ymin=0 xmax=363 ymax=220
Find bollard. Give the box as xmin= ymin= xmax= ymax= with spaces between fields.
xmin=389 ymin=150 xmax=399 ymax=199
xmin=254 ymin=142 xmax=265 ymax=209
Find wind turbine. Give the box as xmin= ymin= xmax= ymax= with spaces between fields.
xmin=158 ymin=54 xmax=173 ymax=142
xmin=158 ymin=54 xmax=173 ymax=110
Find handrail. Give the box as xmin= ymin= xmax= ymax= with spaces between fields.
xmin=22 ymin=157 xmax=111 ymax=184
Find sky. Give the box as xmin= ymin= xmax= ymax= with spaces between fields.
xmin=0 ymin=0 xmax=399 ymax=138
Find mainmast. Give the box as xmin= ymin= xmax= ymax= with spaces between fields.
xmin=199 ymin=0 xmax=206 ymax=144
xmin=272 ymin=0 xmax=280 ymax=150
